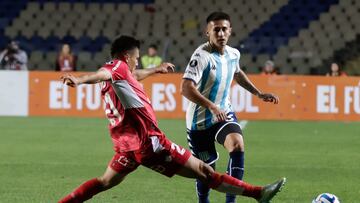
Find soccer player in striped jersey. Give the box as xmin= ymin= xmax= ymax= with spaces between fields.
xmin=181 ymin=12 xmax=280 ymax=203
xmin=58 ymin=35 xmax=285 ymax=203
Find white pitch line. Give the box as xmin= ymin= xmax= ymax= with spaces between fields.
xmin=239 ymin=120 xmax=248 ymax=129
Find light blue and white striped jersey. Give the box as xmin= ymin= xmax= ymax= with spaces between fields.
xmin=183 ymin=42 xmax=241 ymax=130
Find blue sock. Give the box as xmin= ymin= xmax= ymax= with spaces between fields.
xmin=196 ymin=163 xmax=215 ymax=203
xmin=196 ymin=179 xmax=210 ymax=203
xmin=225 ymin=151 xmax=244 ymax=203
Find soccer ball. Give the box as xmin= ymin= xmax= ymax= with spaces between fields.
xmin=312 ymin=193 xmax=340 ymax=203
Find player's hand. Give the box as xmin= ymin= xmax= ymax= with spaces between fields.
xmin=258 ymin=93 xmax=279 ymax=104
xmin=61 ymin=74 xmax=79 ymax=87
xmin=209 ymin=104 xmax=227 ymax=122
xmin=156 ymin=62 xmax=175 ymax=73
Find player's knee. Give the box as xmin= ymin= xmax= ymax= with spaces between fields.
xmin=228 ymin=142 xmax=244 ymax=152
xmin=97 ymin=177 xmax=110 ymax=189
xmin=97 ymin=176 xmax=121 ymax=190
xmin=225 ymin=134 xmax=244 ymax=152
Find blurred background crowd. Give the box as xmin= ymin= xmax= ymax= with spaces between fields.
xmin=0 ymin=0 xmax=359 ymax=76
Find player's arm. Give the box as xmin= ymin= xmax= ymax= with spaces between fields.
xmin=61 ymin=68 xmax=111 ymax=87
xmin=234 ymin=69 xmax=279 ymax=104
xmin=181 ymin=79 xmax=227 ymax=121
xmin=133 ymin=62 xmax=175 ymax=81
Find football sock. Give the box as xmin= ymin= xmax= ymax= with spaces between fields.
xmin=196 ymin=163 xmax=215 ymax=203
xmin=209 ymin=173 xmax=262 ymax=199
xmin=226 ymin=151 xmax=244 ymax=203
xmin=58 ymin=178 xmax=104 ymax=203
xmin=197 ymin=179 xmax=210 ymax=203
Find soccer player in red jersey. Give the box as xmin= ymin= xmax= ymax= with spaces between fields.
xmin=58 ymin=35 xmax=285 ymax=203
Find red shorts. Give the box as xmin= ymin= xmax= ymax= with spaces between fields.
xmin=108 ymin=135 xmax=191 ymax=177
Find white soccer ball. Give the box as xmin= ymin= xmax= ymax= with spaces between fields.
xmin=312 ymin=193 xmax=340 ymax=203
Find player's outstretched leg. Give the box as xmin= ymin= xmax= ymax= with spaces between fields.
xmin=58 ymin=167 xmax=127 ymax=203
xmin=176 ymin=155 xmax=286 ymax=202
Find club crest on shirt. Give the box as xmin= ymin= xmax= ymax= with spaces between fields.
xmin=189 ymin=59 xmax=198 ymax=67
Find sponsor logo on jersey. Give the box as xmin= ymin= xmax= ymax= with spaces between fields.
xmin=189 ymin=59 xmax=198 ymax=67
xmin=186 ymin=70 xmax=197 ymax=76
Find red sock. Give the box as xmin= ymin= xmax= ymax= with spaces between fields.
xmin=209 ymin=172 xmax=262 ymax=199
xmin=58 ymin=178 xmax=104 ymax=203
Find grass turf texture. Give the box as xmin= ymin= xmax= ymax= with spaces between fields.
xmin=0 ymin=117 xmax=359 ymax=203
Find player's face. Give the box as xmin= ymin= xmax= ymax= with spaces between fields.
xmin=126 ymin=48 xmax=140 ymax=72
xmin=264 ymin=65 xmax=274 ymax=73
xmin=148 ymin=47 xmax=157 ymax=56
xmin=62 ymin=44 xmax=70 ymax=54
xmin=207 ymin=20 xmax=232 ymax=49
xmin=331 ymin=63 xmax=339 ymax=72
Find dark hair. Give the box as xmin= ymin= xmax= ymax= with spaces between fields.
xmin=111 ymin=35 xmax=140 ymax=58
xmin=206 ymin=12 xmax=231 ymax=24
xmin=149 ymin=44 xmax=157 ymax=50
xmin=7 ymin=40 xmax=19 ymax=53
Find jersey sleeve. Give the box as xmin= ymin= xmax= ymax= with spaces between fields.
xmin=183 ymin=51 xmax=209 ymax=84
xmin=235 ymin=49 xmax=241 ymax=73
xmin=100 ymin=60 xmax=128 ymax=81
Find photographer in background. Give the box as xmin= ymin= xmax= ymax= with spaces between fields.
xmin=0 ymin=41 xmax=28 ymax=70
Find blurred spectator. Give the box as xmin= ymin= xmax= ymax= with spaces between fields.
xmin=260 ymin=60 xmax=278 ymax=75
xmin=326 ymin=63 xmax=347 ymax=77
xmin=141 ymin=44 xmax=162 ymax=69
xmin=0 ymin=41 xmax=28 ymax=70
xmin=56 ymin=44 xmax=76 ymax=72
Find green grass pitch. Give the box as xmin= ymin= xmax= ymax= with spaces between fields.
xmin=0 ymin=117 xmax=359 ymax=202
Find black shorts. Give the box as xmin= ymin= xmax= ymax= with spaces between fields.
xmin=187 ymin=117 xmax=243 ymax=164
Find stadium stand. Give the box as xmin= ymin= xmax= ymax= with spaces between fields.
xmin=271 ymin=0 xmax=360 ymax=74
xmin=316 ymin=34 xmax=360 ymax=75
xmin=0 ymin=0 xmax=359 ymax=74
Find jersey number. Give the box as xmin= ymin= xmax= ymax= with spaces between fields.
xmin=226 ymin=113 xmax=235 ymax=122
xmin=104 ymin=92 xmax=122 ymax=126
xmin=171 ymin=143 xmax=186 ymax=155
